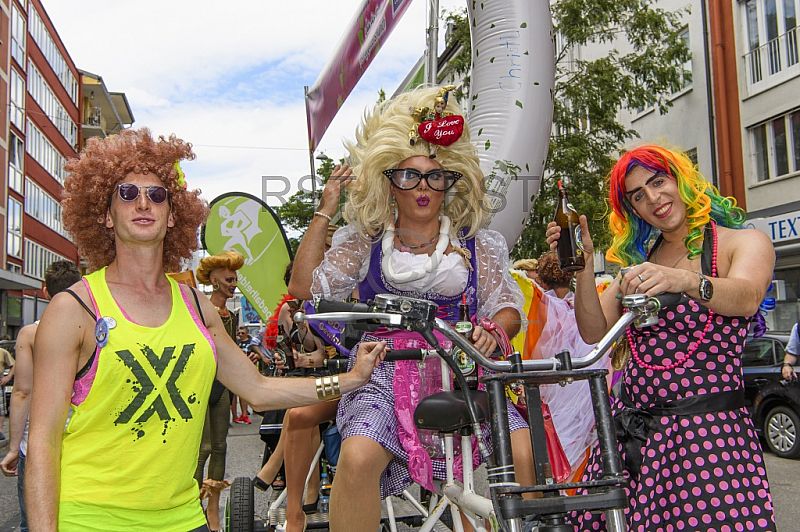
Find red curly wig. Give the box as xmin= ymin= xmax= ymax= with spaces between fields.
xmin=62 ymin=128 xmax=210 ymax=272
xmin=536 ymin=251 xmax=574 ymax=289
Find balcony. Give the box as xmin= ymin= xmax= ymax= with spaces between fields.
xmin=745 ymin=27 xmax=800 ymax=95
xmin=85 ymin=106 xmax=102 ymax=127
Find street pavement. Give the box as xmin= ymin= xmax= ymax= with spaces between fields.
xmin=2 ymin=416 xmax=800 ymax=531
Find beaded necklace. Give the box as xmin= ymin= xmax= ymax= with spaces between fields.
xmin=396 ymin=231 xmax=438 ymax=252
xmin=627 ymin=221 xmax=717 ymax=371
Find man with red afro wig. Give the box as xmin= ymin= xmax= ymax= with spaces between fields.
xmin=25 ymin=128 xmax=387 ymax=532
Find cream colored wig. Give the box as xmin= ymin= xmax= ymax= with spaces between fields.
xmin=195 ymin=250 xmax=245 ymax=285
xmin=342 ymin=87 xmax=486 ymax=240
xmin=512 ymin=258 xmax=539 ymax=272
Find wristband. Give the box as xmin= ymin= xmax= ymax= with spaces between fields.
xmin=783 ymin=363 xmax=794 ymax=367
xmin=314 ymin=211 xmax=332 ymax=222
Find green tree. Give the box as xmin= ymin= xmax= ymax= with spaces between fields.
xmin=441 ymin=2 xmax=691 ymax=260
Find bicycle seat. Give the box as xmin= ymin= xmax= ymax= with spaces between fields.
xmin=414 ymin=390 xmax=489 ymax=433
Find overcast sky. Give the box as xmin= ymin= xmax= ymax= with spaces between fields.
xmin=43 ymin=0 xmax=464 ymax=207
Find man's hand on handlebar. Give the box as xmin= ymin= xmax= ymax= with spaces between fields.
xmin=620 ymin=262 xmax=695 ymax=298
xmin=349 ymin=341 xmax=388 ymax=384
xmin=470 ymin=326 xmax=498 ymax=357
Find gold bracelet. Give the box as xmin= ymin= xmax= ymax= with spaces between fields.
xmin=314 ymin=375 xmax=341 ymax=401
xmin=315 ymin=377 xmax=326 ymax=400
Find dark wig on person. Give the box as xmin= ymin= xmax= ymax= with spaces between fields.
xmin=62 ymin=128 xmax=209 ymax=272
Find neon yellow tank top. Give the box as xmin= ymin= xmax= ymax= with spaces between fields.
xmin=58 ymin=268 xmax=216 ymax=531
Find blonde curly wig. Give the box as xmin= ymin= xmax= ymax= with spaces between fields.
xmin=342 ymin=87 xmax=486 ymax=240
xmin=62 ymin=128 xmax=209 ymax=272
xmin=195 ymin=250 xmax=245 ymax=285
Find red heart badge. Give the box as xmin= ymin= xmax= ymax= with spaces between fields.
xmin=418 ymin=115 xmax=464 ymax=146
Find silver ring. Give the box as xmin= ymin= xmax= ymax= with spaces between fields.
xmin=637 ymin=273 xmax=645 ymax=283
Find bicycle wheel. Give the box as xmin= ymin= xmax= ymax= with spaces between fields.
xmin=226 ymin=476 xmax=254 ymax=532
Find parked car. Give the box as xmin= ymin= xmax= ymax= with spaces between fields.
xmin=742 ymin=331 xmax=799 ymax=458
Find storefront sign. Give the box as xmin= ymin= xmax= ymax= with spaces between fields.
xmin=746 ymin=210 xmax=800 ymax=243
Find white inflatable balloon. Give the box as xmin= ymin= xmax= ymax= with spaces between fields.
xmin=467 ymin=0 xmax=555 ymax=247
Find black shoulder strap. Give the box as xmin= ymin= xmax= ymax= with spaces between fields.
xmin=64 ymin=289 xmax=97 ymax=321
xmin=701 ymin=223 xmax=714 ymax=277
xmin=188 ymin=286 xmax=206 ymax=325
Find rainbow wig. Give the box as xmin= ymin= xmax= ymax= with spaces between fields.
xmin=606 ymin=144 xmax=746 ymax=266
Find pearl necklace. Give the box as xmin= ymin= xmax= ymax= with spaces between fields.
xmin=627 ymin=221 xmax=717 ymax=371
xmin=382 ymin=215 xmax=451 ymax=284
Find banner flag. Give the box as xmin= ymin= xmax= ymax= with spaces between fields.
xmin=240 ymin=297 xmax=262 ymax=325
xmin=202 ymin=193 xmax=293 ymax=323
xmin=306 ymin=0 xmax=415 ymax=152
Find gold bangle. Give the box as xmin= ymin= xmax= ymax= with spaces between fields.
xmin=315 ymin=377 xmax=326 ymax=400
xmin=314 ymin=375 xmax=341 ymax=401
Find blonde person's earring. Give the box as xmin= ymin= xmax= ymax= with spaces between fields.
xmin=391 ymin=196 xmax=398 ymax=221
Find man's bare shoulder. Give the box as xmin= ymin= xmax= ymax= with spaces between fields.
xmin=41 ymin=283 xmax=96 ymax=329
xmin=16 ymin=322 xmax=38 ymax=347
xmin=721 ymin=225 xmax=773 ymax=248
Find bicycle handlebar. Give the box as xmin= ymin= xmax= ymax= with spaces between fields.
xmin=297 ymin=291 xmax=679 ymax=375
xmin=315 ymin=298 xmax=372 ymax=314
xmin=383 ymin=348 xmax=426 ymax=361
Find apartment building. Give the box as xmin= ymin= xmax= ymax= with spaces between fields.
xmin=733 ymin=0 xmax=800 ymax=330
xmin=4 ymin=0 xmax=81 ymax=335
xmin=3 ymin=0 xmax=133 ymax=336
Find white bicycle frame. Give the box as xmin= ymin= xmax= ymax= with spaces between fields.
xmin=386 ymin=353 xmax=506 ymax=532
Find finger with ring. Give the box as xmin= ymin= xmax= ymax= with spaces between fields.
xmin=637 ymin=273 xmax=645 ymax=283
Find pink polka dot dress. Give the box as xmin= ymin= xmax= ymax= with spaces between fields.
xmin=572 ymin=228 xmax=776 ymax=531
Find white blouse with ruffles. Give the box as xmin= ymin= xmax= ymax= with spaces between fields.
xmin=311 ymin=225 xmax=525 ymax=324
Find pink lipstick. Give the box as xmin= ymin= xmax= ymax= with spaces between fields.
xmin=417 ymin=195 xmax=430 ymax=207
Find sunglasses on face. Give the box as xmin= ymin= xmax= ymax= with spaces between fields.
xmin=116 ymin=183 xmax=169 ymax=204
xmin=382 ymin=168 xmax=462 ymax=191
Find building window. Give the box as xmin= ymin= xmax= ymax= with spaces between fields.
xmin=23 ymin=240 xmax=68 ymax=280
xmin=7 ymin=198 xmax=23 ymax=259
xmin=27 ymin=60 xmax=78 ymax=147
xmin=25 ymin=178 xmax=67 ymax=237
xmin=744 ymin=0 xmax=800 ymax=85
xmin=679 ymin=28 xmax=693 ymax=89
xmin=10 ymin=5 xmax=26 ymax=66
xmin=26 ymin=119 xmax=67 ymax=185
xmin=28 ymin=7 xmax=79 ymax=106
xmin=750 ymin=109 xmax=800 ymax=181
xmin=9 ymin=133 xmax=24 ymax=194
xmin=685 ymin=147 xmax=698 ymax=165
xmin=10 ymin=68 xmax=25 ymax=131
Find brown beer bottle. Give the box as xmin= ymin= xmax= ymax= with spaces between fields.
xmin=554 ymin=180 xmax=585 ymax=273
xmin=453 ymin=294 xmax=478 ymax=390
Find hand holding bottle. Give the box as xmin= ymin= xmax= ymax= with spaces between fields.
xmin=546 ymin=214 xmax=594 ymax=264
xmin=553 ymin=181 xmax=586 ymax=272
